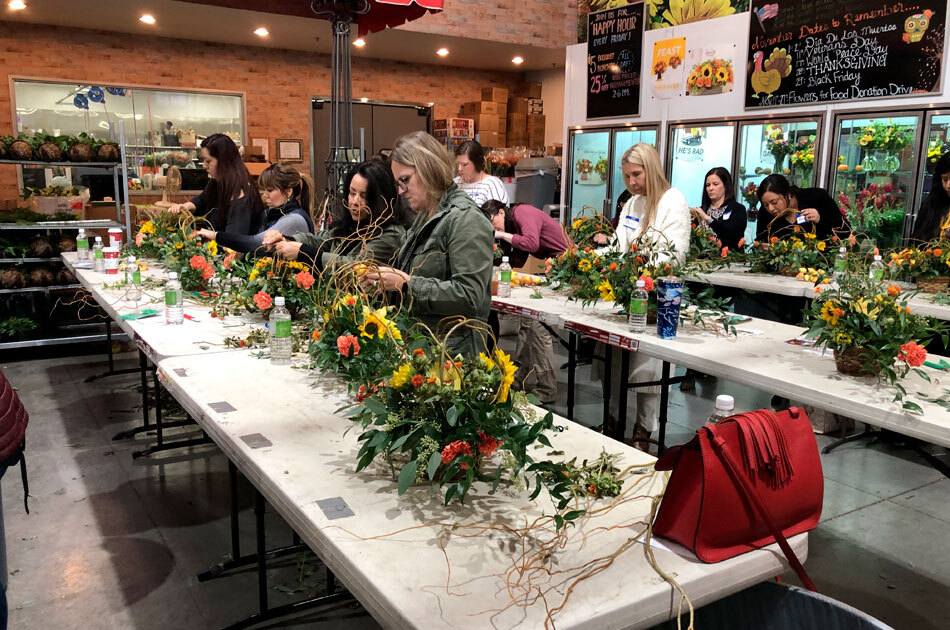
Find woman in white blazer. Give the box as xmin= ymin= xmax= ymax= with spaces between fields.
xmin=592 ymin=143 xmax=690 ymax=450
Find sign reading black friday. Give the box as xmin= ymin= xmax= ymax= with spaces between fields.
xmin=586 ymin=2 xmax=644 ymax=119
xmin=745 ymin=0 xmax=946 ymax=108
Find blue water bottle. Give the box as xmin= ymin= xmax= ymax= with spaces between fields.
xmin=656 ymin=277 xmax=684 ymax=339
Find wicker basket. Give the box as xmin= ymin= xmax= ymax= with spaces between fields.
xmin=916 ymin=276 xmax=949 ymax=294
xmin=778 ymin=266 xmax=799 ymax=278
xmin=833 ymin=347 xmax=876 ymax=376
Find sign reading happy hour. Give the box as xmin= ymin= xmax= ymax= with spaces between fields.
xmin=587 ymin=2 xmax=644 ymax=119
xmin=745 ymin=0 xmax=946 ymax=108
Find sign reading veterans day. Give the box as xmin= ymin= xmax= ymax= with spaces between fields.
xmin=587 ymin=2 xmax=644 ymax=119
xmin=745 ymin=0 xmax=946 ymax=108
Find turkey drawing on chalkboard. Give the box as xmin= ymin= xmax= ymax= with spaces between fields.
xmin=750 ymin=48 xmax=791 ymax=98
xmin=903 ymin=9 xmax=933 ymax=43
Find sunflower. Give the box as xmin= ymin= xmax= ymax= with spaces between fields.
xmin=662 ymin=0 xmax=735 ymax=26
xmin=836 ymin=332 xmax=852 ymax=345
xmin=578 ymin=258 xmax=592 ymax=272
xmin=714 ymin=67 xmax=728 ymax=84
xmin=205 ymin=240 xmax=218 ymax=256
xmin=597 ymin=279 xmax=615 ymax=302
xmin=821 ymin=301 xmax=840 ymax=325
xmin=358 ymin=306 xmax=402 ymax=341
xmin=390 ymin=364 xmax=412 ymax=389
xmin=493 ymin=349 xmax=517 ymax=403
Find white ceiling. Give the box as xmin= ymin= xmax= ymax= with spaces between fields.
xmin=2 ymin=0 xmax=566 ymax=71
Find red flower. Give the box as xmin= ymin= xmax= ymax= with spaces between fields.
xmin=189 ymin=255 xmax=207 ymax=270
xmin=639 ymin=275 xmax=655 ymax=292
xmin=201 ymin=265 xmax=215 ymax=280
xmin=223 ymin=253 xmax=236 ymax=270
xmin=295 ymin=270 xmax=315 ymax=290
xmin=440 ymin=440 xmax=472 ymax=469
xmin=720 ymin=246 xmax=729 ymax=258
xmin=477 ymin=430 xmax=503 ymax=457
xmin=336 ymin=334 xmax=360 ymax=357
xmin=253 ymin=291 xmax=272 ymax=310
xmin=356 ymin=383 xmax=378 ymax=402
xmin=413 ymin=348 xmax=426 ymax=356
xmin=410 ymin=374 xmax=424 ymax=387
xmin=898 ymin=341 xmax=927 ymax=367
xmin=887 ymin=285 xmax=901 ymax=297
xmin=738 ymin=237 xmax=745 ymax=248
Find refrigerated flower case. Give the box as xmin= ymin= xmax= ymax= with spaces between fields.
xmin=829 ymin=111 xmax=923 ymax=249
xmin=565 ymin=125 xmax=658 ymax=223
xmin=918 ymin=110 xmax=950 ymax=213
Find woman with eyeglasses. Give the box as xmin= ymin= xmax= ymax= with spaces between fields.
xmin=756 ymin=174 xmax=850 ymax=242
xmin=363 ymin=131 xmax=494 ymax=357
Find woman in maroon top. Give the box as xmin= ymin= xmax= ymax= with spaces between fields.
xmin=483 ymin=201 xmax=568 ymax=405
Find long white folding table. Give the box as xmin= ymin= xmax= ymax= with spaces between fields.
xmin=157 ymin=350 xmax=808 ymax=630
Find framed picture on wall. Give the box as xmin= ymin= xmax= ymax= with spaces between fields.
xmin=276 ymin=138 xmax=303 ymax=162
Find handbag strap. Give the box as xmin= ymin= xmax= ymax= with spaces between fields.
xmin=706 ymin=430 xmax=818 ymax=592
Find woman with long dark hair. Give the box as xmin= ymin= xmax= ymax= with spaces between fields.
xmin=912 ymin=153 xmax=950 ymax=242
xmin=196 ymin=162 xmax=315 ymax=253
xmin=756 ymin=174 xmax=850 ymax=242
xmin=690 ymin=167 xmax=747 ymax=250
xmin=264 ymin=160 xmax=411 ymax=268
xmin=168 ymin=133 xmax=264 ymax=235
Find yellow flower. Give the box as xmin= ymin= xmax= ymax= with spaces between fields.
xmin=174 ymin=242 xmax=184 ymax=249
xmin=836 ymin=332 xmax=852 ymax=345
xmin=390 ymin=364 xmax=412 ymax=389
xmin=248 ymin=270 xmax=259 ymax=282
xmin=597 ymin=279 xmax=615 ymax=302
xmin=578 ymin=259 xmax=592 ymax=272
xmin=205 ymin=240 xmax=218 ymax=256
xmin=803 ymin=232 xmax=817 ymax=240
xmin=662 ymin=0 xmax=736 ymax=26
xmin=817 ymin=241 xmax=826 ymax=251
xmin=493 ymin=349 xmax=517 ymax=403
xmin=479 ymin=352 xmax=495 ymax=372
xmin=851 ymin=297 xmax=880 ymax=320
xmin=572 ymin=219 xmax=583 ymax=230
xmin=821 ymin=301 xmax=840 ymax=325
xmin=139 ymin=221 xmax=156 ymax=235
xmin=358 ymin=306 xmax=402 ymax=341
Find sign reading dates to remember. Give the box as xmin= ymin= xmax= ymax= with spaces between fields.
xmin=745 ymin=0 xmax=946 ymax=108
xmin=587 ymin=2 xmax=644 ymax=119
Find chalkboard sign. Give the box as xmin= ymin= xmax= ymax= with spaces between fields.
xmin=745 ymin=0 xmax=946 ymax=108
xmin=587 ymin=3 xmax=644 ymax=119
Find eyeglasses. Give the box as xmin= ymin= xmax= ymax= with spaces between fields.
xmin=396 ymin=173 xmax=412 ymax=191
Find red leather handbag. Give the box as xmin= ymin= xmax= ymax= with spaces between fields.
xmin=653 ymin=407 xmax=822 ymax=590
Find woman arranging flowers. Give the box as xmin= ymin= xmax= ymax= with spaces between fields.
xmin=454 ymin=140 xmax=509 ymax=207
xmin=363 ymin=131 xmax=494 ymax=358
xmin=593 ymin=143 xmax=690 ymax=449
xmin=756 ymin=174 xmax=850 ymax=242
xmin=195 ymin=162 xmax=315 ymax=254
xmin=690 ymin=167 xmax=746 ymax=251
xmin=912 ymin=153 xmax=950 ymax=243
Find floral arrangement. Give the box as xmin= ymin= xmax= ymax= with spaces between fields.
xmin=749 ymin=231 xmax=832 ymax=277
xmin=839 ymin=183 xmax=906 ymax=249
xmin=741 ymin=182 xmax=759 ymax=209
xmin=790 ymin=136 xmax=815 ymax=174
xmin=594 ymin=158 xmax=608 ymax=181
xmin=927 ymin=139 xmax=950 ymax=164
xmin=887 ymin=242 xmax=950 ymax=280
xmin=765 ymin=125 xmax=793 ymax=165
xmin=575 ymin=158 xmax=593 ymax=180
xmin=686 ymin=59 xmax=733 ymax=94
xmin=486 ymin=148 xmax=521 ymax=178
xmin=233 ymin=256 xmax=317 ymax=317
xmin=805 ymin=275 xmax=947 ymax=412
xmin=853 ymin=121 xmax=914 ymax=153
xmin=128 ymin=212 xmax=226 ymax=291
xmin=568 ymin=213 xmax=615 ymax=248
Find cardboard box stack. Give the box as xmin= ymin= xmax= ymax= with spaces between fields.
xmin=527 ymin=114 xmax=546 ymax=149
xmin=433 ymin=117 xmax=475 ymax=152
xmin=468 ymin=87 xmax=508 ymax=147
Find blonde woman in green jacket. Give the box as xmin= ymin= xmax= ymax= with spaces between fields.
xmin=263 ymin=160 xmax=411 ymax=268
xmin=365 ymin=131 xmax=494 ymax=357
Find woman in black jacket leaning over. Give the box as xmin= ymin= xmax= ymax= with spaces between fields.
xmin=756 ymin=174 xmax=850 ymax=242
xmin=912 ymin=152 xmax=950 ymax=243
xmin=690 ymin=166 xmax=747 ymax=250
xmin=168 ymin=133 xmax=264 ymax=235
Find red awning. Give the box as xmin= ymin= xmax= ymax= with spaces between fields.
xmin=358 ymin=0 xmax=443 ymax=36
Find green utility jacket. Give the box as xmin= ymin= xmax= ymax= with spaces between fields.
xmin=395 ymin=184 xmax=493 ymax=357
xmin=293 ymin=222 xmax=406 ymax=268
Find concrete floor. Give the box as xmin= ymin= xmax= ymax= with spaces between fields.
xmin=2 ymin=334 xmax=949 ymax=629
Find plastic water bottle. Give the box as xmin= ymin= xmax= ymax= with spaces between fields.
xmin=833 ymin=246 xmax=847 ymax=282
xmin=707 ymin=394 xmax=735 ymax=425
xmin=269 ymin=296 xmax=292 ymax=365
xmin=628 ymin=279 xmax=648 ymax=333
xmin=76 ymin=229 xmax=89 ymax=261
xmin=164 ymin=272 xmax=183 ymax=325
xmin=127 ymin=255 xmax=141 ymax=300
xmin=869 ymin=254 xmax=885 ymax=283
xmin=92 ymin=236 xmax=105 ymax=272
xmin=498 ymin=256 xmax=512 ymax=298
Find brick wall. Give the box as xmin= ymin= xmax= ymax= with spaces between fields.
xmin=0 ymin=21 xmax=528 ymax=201
xmin=401 ymin=0 xmax=578 ymax=48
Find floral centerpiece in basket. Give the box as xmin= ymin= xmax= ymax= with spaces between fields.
xmin=805 ymin=275 xmax=947 ymax=412
xmin=233 ymin=256 xmax=317 ymax=317
xmin=888 ymin=242 xmax=950 ymax=293
xmin=749 ymin=230 xmax=832 ymax=279
xmin=568 ymin=213 xmax=614 ymax=248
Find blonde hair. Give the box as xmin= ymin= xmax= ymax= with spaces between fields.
xmin=259 ymin=162 xmax=316 ymax=220
xmin=390 ymin=131 xmax=455 ymax=211
xmin=621 ymin=143 xmax=670 ymax=230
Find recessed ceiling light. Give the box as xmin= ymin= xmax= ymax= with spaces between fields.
xmin=427 ymin=102 xmax=434 ymax=107
xmin=139 ymin=13 xmax=156 ymax=24
xmin=436 ymin=48 xmax=449 ymax=57
xmin=353 ymin=38 xmax=366 ymax=47
xmin=254 ymin=27 xmax=269 ymax=37
xmin=8 ymin=1 xmax=26 ymax=10
xmin=512 ymin=56 xmax=524 ymax=65
xmin=360 ymin=97 xmax=369 ymax=103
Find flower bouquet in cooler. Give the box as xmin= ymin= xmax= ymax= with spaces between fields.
xmin=805 ymin=274 xmax=947 ymax=412
xmin=790 ymin=136 xmax=815 ymax=184
xmin=232 ymin=256 xmax=317 ymax=317
xmin=840 ymin=183 xmax=906 ymax=250
xmin=349 ymin=329 xmax=576 ymax=522
xmin=741 ymin=182 xmax=759 ymax=210
xmin=765 ymin=125 xmax=793 ymax=174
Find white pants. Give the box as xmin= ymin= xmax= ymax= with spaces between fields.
xmin=592 ymin=342 xmax=667 ymax=434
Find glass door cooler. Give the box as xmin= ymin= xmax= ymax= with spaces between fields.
xmin=917 ymin=110 xmax=950 ymax=222
xmin=735 ymin=116 xmax=822 ymax=246
xmin=565 ymin=125 xmax=658 ymax=224
xmin=829 ymin=111 xmax=923 ymax=249
xmin=666 ymin=121 xmax=737 ymax=210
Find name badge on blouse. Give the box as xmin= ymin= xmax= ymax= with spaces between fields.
xmin=796 ymin=213 xmax=808 ymax=224
xmin=623 ymin=215 xmax=640 ymax=231
xmin=722 ymin=211 xmax=732 ymax=220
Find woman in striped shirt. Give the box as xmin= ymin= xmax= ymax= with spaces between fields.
xmin=454 ymin=140 xmax=509 ymax=207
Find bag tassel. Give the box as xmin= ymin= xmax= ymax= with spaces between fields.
xmin=734 ymin=411 xmax=794 ymax=490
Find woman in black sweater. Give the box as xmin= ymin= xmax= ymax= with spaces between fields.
xmin=756 ymin=174 xmax=850 ymax=242
xmin=168 ymin=133 xmax=264 ymax=235
xmin=690 ymin=167 xmax=746 ymax=250
xmin=912 ymin=152 xmax=950 ymax=243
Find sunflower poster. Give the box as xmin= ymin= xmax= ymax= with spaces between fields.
xmin=685 ymin=44 xmax=735 ymax=95
xmin=647 ymin=0 xmax=749 ymax=31
xmin=651 ymin=37 xmax=686 ymax=99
